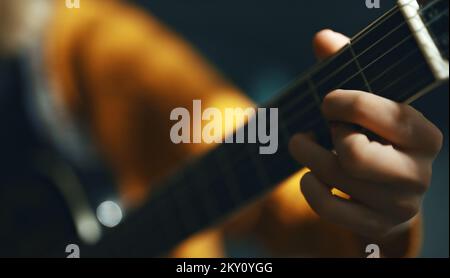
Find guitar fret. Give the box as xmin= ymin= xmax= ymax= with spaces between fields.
xmin=307 ymin=75 xmax=322 ymax=103
xmin=349 ymin=44 xmax=373 ymax=92
xmin=312 ymin=47 xmax=354 ymax=97
xmin=380 ymin=61 xmax=434 ymax=102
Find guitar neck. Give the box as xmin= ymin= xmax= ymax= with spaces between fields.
xmin=88 ymin=0 xmax=449 ymax=257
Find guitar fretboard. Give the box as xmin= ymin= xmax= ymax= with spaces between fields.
xmin=88 ymin=0 xmax=449 ymax=257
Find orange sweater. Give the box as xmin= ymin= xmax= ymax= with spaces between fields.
xmin=41 ymin=0 xmax=421 ymax=257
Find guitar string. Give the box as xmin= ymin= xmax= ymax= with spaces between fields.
xmin=153 ymin=0 xmax=444 ymax=231
xmin=262 ymin=7 xmax=400 ymax=112
xmin=224 ymin=8 xmax=444 ymax=161
xmin=263 ymin=0 xmax=441 ymax=115
xmin=149 ymin=4 xmax=446 ymax=210
xmin=151 ymin=60 xmax=438 ymax=250
xmin=154 ymin=60 xmax=436 ymax=233
xmin=171 ymin=1 xmax=442 ymax=162
xmin=367 ymin=47 xmax=420 ymax=85
xmin=314 ymin=12 xmax=407 ymax=88
xmin=263 ymin=3 xmax=402 ymax=108
xmin=279 ymin=33 xmax=414 ymax=117
xmin=137 ymin=2 xmax=447 ymax=239
xmin=279 ymin=43 xmax=411 ymax=130
xmin=279 ymin=3 xmax=446 ymax=126
xmin=155 ymin=58 xmax=436 ymax=245
xmin=217 ymin=36 xmax=419 ymax=162
xmin=168 ymin=2 xmax=447 ymax=193
xmin=281 ymin=7 xmax=447 ymax=127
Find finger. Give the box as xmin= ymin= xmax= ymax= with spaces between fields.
xmin=290 ymin=133 xmax=423 ymax=189
xmin=322 ymin=89 xmax=443 ymax=153
xmin=313 ymin=29 xmax=350 ymax=60
xmin=331 ymin=123 xmax=431 ymax=193
xmin=289 ymin=133 xmax=366 ymax=186
xmin=290 ymin=133 xmax=423 ymax=223
xmin=300 ymin=172 xmax=395 ymax=237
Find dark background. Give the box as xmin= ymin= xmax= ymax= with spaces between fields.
xmin=132 ymin=0 xmax=449 ymax=257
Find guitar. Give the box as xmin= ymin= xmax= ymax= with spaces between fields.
xmin=0 ymin=0 xmax=446 ymax=257
xmin=78 ymin=0 xmax=448 ymax=257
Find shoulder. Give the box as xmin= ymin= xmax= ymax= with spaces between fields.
xmin=47 ymin=0 xmax=166 ymax=70
xmin=43 ymin=0 xmax=167 ymax=110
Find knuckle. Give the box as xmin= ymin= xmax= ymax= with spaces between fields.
xmin=430 ymin=126 xmax=444 ymax=154
xmin=398 ymin=108 xmax=414 ymax=139
xmin=392 ymin=163 xmax=431 ymax=194
xmin=339 ymin=143 xmax=366 ymax=176
xmin=406 ymin=107 xmax=443 ymax=155
xmin=391 ymin=104 xmax=419 ymax=143
xmin=417 ymin=172 xmax=432 ymax=194
xmin=350 ymin=93 xmax=371 ymax=121
xmin=406 ymin=167 xmax=431 ymax=194
xmin=412 ymin=182 xmax=428 ymax=195
xmin=322 ymin=91 xmax=339 ymax=116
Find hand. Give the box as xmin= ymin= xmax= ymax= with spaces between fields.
xmin=288 ymin=30 xmax=443 ymax=238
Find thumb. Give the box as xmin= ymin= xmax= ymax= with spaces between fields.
xmin=313 ymin=29 xmax=350 ymax=60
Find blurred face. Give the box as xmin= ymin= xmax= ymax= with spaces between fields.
xmin=0 ymin=0 xmax=52 ymax=55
